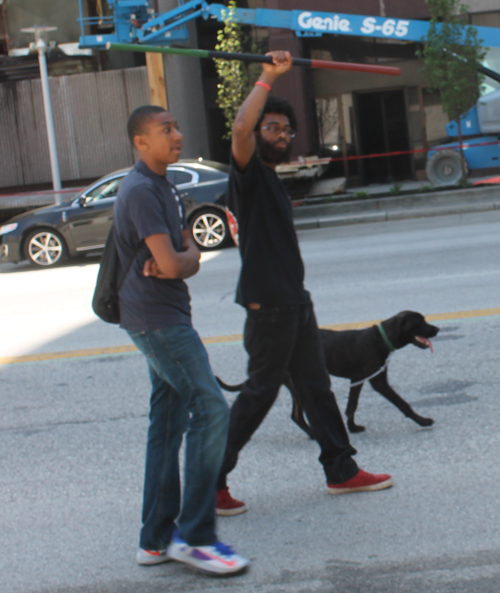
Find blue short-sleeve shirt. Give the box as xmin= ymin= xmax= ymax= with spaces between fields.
xmin=113 ymin=160 xmax=192 ymax=331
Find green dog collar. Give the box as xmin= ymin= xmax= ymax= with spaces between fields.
xmin=377 ymin=324 xmax=396 ymax=352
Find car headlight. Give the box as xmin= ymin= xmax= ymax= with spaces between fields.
xmin=0 ymin=223 xmax=18 ymax=236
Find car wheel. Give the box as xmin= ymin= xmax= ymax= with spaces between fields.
xmin=426 ymin=149 xmax=469 ymax=186
xmin=24 ymin=228 xmax=67 ymax=267
xmin=190 ymin=208 xmax=232 ymax=250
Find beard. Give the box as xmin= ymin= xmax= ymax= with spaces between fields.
xmin=256 ymin=134 xmax=293 ymax=165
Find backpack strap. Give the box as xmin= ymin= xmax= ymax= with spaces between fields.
xmin=115 ymin=224 xmax=141 ymax=291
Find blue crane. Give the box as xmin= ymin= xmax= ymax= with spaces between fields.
xmin=77 ymin=0 xmax=500 ymax=49
xmin=77 ymin=1 xmax=500 ymax=185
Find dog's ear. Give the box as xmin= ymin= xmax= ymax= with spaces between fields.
xmin=381 ymin=312 xmax=405 ymax=348
xmin=400 ymin=311 xmax=440 ymax=339
xmin=401 ymin=311 xmax=425 ymax=330
xmin=392 ymin=311 xmax=425 ymax=345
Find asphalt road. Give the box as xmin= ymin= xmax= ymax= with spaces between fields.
xmin=1 ymin=210 xmax=500 ymax=593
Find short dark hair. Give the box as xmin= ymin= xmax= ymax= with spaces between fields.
xmin=127 ymin=105 xmax=167 ymax=143
xmin=255 ymin=96 xmax=297 ymax=132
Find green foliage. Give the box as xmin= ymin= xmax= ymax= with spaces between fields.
xmin=353 ymin=191 xmax=369 ymax=199
xmin=419 ymin=184 xmax=434 ymax=192
xmin=389 ymin=183 xmax=402 ymax=196
xmin=213 ymin=1 xmax=248 ymax=139
xmin=418 ymin=0 xmax=485 ymax=123
xmin=246 ymin=39 xmax=265 ymax=88
xmin=418 ymin=0 xmax=486 ymax=180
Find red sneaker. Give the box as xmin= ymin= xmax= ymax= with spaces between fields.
xmin=327 ymin=469 xmax=393 ymax=495
xmin=216 ymin=487 xmax=248 ymax=516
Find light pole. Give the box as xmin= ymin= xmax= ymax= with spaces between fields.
xmin=21 ymin=26 xmax=62 ymax=195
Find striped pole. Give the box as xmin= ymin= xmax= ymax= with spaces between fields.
xmin=106 ymin=42 xmax=401 ymax=76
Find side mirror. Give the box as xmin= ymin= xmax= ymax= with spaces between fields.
xmin=78 ymin=196 xmax=88 ymax=207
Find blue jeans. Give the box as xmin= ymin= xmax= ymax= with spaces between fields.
xmin=127 ymin=325 xmax=229 ymax=549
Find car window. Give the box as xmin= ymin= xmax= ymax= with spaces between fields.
xmin=175 ymin=170 xmax=194 ymax=185
xmin=85 ymin=177 xmax=123 ymax=202
xmin=192 ymin=165 xmax=229 ymax=183
xmin=167 ymin=169 xmax=194 ymax=186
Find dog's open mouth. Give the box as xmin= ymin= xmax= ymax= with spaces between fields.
xmin=415 ymin=336 xmax=434 ymax=352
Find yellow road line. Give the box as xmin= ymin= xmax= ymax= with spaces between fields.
xmin=425 ymin=308 xmax=500 ymax=321
xmin=322 ymin=307 xmax=500 ymax=330
xmin=203 ymin=333 xmax=242 ymax=344
xmin=0 ymin=345 xmax=138 ymax=365
xmin=1 ymin=307 xmax=499 ymax=366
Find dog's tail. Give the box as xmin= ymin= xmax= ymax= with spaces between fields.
xmin=216 ymin=376 xmax=245 ymax=392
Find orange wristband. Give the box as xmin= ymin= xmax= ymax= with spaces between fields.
xmin=254 ymin=80 xmax=271 ymax=92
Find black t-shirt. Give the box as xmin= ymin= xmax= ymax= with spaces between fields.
xmin=227 ymin=151 xmax=311 ymax=306
xmin=114 ymin=160 xmax=191 ymax=331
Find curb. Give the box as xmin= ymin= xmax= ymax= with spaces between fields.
xmin=293 ymin=185 xmax=500 ymax=229
xmin=295 ymin=200 xmax=500 ymax=230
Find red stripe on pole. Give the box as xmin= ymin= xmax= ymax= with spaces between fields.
xmin=309 ymin=59 xmax=400 ymax=76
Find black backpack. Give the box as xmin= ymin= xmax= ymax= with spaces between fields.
xmin=92 ymin=225 xmax=137 ymax=324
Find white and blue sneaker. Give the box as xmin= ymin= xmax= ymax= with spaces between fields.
xmin=136 ymin=547 xmax=170 ymax=566
xmin=167 ymin=530 xmax=250 ymax=575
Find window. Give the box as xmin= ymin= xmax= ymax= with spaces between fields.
xmin=167 ymin=169 xmax=194 ymax=186
xmin=85 ymin=177 xmax=123 ymax=202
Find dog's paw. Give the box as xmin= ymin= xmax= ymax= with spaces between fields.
xmin=415 ymin=416 xmax=434 ymax=427
xmin=347 ymin=420 xmax=366 ymax=433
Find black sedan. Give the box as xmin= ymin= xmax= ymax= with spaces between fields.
xmin=0 ymin=160 xmax=231 ymax=267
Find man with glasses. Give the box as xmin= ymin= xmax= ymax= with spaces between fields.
xmin=216 ymin=51 xmax=393 ymax=516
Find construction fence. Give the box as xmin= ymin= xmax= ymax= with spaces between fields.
xmin=0 ymin=66 xmax=149 ymax=189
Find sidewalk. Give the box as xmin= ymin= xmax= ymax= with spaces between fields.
xmin=1 ymin=179 xmax=500 ymax=230
xmin=293 ymin=183 xmax=500 ymax=229
xmin=0 ymin=188 xmax=82 ymax=210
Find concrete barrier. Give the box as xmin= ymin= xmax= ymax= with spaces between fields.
xmin=293 ymin=184 xmax=500 ymax=229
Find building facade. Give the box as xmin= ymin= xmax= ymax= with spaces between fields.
xmin=0 ymin=0 xmax=499 ymax=189
xmin=220 ymin=0 xmax=500 ymax=183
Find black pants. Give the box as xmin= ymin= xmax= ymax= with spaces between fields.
xmin=217 ymin=303 xmax=358 ymax=489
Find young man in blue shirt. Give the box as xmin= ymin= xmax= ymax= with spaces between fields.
xmin=114 ymin=105 xmax=248 ymax=575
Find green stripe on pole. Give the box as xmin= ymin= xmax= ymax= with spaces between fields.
xmin=107 ymin=42 xmax=210 ymax=59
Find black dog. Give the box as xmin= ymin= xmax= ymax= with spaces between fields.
xmin=217 ymin=311 xmax=439 ymax=436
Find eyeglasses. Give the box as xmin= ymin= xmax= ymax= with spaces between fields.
xmin=259 ymin=124 xmax=296 ymax=138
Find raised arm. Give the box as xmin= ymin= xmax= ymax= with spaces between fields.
xmin=143 ymin=229 xmax=200 ymax=280
xmin=231 ymin=51 xmax=293 ymax=170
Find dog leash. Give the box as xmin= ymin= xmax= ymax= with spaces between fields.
xmin=350 ymin=325 xmax=395 ymax=387
xmin=350 ymin=355 xmax=392 ymax=387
